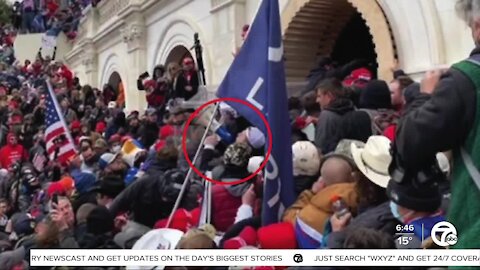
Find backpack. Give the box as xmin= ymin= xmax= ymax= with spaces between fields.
xmin=360 ymin=109 xmax=399 ymax=135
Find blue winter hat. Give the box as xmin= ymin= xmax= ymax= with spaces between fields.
xmin=73 ymin=171 xmax=97 ymax=195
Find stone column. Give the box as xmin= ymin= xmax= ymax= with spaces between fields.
xmin=209 ymin=0 xmax=246 ymax=84
xmin=81 ymin=41 xmax=98 ymax=87
xmin=121 ymin=13 xmax=148 ymax=112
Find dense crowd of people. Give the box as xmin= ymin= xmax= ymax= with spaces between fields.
xmin=11 ymin=0 xmax=100 ymax=39
xmin=0 ymin=0 xmax=477 ymax=269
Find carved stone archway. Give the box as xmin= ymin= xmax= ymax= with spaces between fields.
xmin=108 ymin=71 xmax=122 ymax=94
xmin=164 ymin=45 xmax=194 ymax=66
xmin=281 ymin=0 xmax=396 ymax=82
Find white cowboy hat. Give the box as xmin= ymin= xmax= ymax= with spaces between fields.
xmin=351 ymin=136 xmax=392 ymax=188
xmin=127 ymin=228 xmax=185 ymax=270
xmin=131 ymin=228 xmax=184 ymax=250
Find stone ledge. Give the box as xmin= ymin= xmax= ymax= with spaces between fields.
xmin=210 ymin=0 xmax=245 ymax=13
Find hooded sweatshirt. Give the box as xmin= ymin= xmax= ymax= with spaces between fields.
xmin=315 ymin=98 xmax=371 ymax=154
xmin=0 ymin=134 xmax=28 ymax=169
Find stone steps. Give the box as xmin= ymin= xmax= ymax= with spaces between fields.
xmin=283 ymin=0 xmax=356 ymax=82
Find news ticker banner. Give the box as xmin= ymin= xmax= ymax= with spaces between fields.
xmin=30 ymin=249 xmax=480 ymax=267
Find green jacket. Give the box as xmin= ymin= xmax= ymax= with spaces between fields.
xmin=445 ymin=58 xmax=480 ymax=270
xmin=394 ymin=49 xmax=480 ymax=270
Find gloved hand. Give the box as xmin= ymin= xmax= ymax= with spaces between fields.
xmin=139 ymin=71 xmax=149 ymax=79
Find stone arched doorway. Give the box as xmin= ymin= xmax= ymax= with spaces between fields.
xmin=107 ymin=71 xmax=125 ymax=108
xmin=107 ymin=72 xmax=122 ymax=93
xmin=164 ymin=45 xmax=194 ymax=66
xmin=282 ymin=0 xmax=396 ymax=83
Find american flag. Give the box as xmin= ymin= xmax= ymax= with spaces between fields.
xmin=45 ymin=81 xmax=77 ymax=165
xmin=32 ymin=151 xmax=47 ymax=172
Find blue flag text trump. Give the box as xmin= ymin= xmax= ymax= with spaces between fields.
xmin=217 ymin=0 xmax=295 ymax=225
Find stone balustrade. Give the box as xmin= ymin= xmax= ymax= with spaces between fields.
xmin=97 ymin=0 xmax=131 ymax=25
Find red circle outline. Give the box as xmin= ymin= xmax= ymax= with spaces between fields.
xmin=182 ymin=97 xmax=272 ymax=185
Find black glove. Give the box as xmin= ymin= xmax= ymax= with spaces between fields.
xmin=139 ymin=71 xmax=149 ymax=80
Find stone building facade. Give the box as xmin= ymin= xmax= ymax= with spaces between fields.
xmin=65 ymin=0 xmax=473 ymax=111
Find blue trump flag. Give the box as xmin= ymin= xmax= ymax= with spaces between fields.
xmin=217 ymin=0 xmax=295 ymax=225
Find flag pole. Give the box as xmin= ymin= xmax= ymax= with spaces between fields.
xmin=45 ymin=80 xmax=77 ymax=153
xmin=198 ymin=172 xmax=212 ymax=227
xmin=206 ymin=179 xmax=212 ymax=224
xmin=166 ymin=101 xmax=220 ymax=228
xmin=192 ymin=33 xmax=206 ymax=85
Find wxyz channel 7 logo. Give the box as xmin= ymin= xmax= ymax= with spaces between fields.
xmin=395 ymin=221 xmax=457 ymax=247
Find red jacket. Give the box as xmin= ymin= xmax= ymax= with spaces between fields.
xmin=0 ymin=144 xmax=28 ymax=169
xmin=146 ymin=91 xmax=164 ymax=108
xmin=32 ymin=63 xmax=43 ymax=76
xmin=211 ymin=185 xmax=242 ymax=233
xmin=146 ymin=81 xmax=167 ymax=108
xmin=383 ymin=124 xmax=396 ymax=142
xmin=59 ymin=65 xmax=73 ymax=89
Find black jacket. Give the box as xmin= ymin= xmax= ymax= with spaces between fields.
xmin=315 ymin=98 xmax=372 ymax=154
xmin=144 ymin=157 xmax=177 ymax=176
xmin=294 ymin=175 xmax=317 ymax=197
xmin=127 ymin=124 xmax=140 ymax=139
xmin=200 ymin=148 xmax=223 ymax=172
xmin=327 ymin=201 xmax=398 ymax=249
xmin=172 ymin=72 xmax=200 ymax=101
xmin=109 ymin=174 xmax=170 ymax=227
xmin=79 ymin=233 xmax=119 ymax=249
xmin=138 ymin=121 xmax=159 ymax=149
xmin=109 ymin=173 xmax=201 ymax=228
xmin=394 ymin=48 xmax=477 ymax=172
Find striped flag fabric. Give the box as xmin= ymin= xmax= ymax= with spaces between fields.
xmin=295 ymin=217 xmax=324 ymax=249
xmin=32 ymin=151 xmax=47 ymax=172
xmin=44 ymin=80 xmax=77 ymax=165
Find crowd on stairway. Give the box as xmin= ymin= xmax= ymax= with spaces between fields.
xmin=0 ymin=0 xmax=477 ymax=270
xmin=10 ymin=0 xmax=101 ymax=39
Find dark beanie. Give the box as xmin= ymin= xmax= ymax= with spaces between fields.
xmin=386 ymin=180 xmax=442 ymax=213
xmin=359 ymin=80 xmax=392 ymax=110
xmin=87 ymin=206 xmax=114 ymax=235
